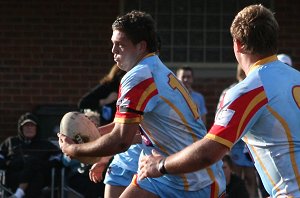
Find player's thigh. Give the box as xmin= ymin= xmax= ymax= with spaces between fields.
xmin=105 ymin=184 xmax=127 ymax=198
xmin=120 ymin=184 xmax=159 ymax=198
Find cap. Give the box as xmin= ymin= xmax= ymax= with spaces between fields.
xmin=17 ymin=112 xmax=39 ymax=138
xmin=277 ymin=54 xmax=292 ymax=66
xmin=20 ymin=119 xmax=37 ymax=126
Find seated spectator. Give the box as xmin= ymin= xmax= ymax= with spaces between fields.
xmin=0 ymin=112 xmax=61 ymax=198
xmin=222 ymin=154 xmax=249 ymax=198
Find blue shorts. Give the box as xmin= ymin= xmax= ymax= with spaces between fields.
xmin=103 ymin=163 xmax=136 ymax=187
xmin=230 ymin=140 xmax=254 ymax=167
xmin=131 ymin=174 xmax=225 ymax=198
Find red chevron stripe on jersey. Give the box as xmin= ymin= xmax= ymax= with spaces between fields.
xmin=123 ymin=77 xmax=158 ymax=112
xmin=209 ymin=86 xmax=268 ymax=146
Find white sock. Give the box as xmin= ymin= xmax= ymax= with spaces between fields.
xmin=14 ymin=188 xmax=25 ymax=198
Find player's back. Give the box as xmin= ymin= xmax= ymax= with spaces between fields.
xmin=135 ymin=55 xmax=224 ymax=191
xmin=141 ymin=55 xmax=207 ymax=154
xmin=243 ymin=59 xmax=300 ymax=196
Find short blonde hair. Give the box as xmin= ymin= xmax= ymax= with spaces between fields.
xmin=230 ymin=4 xmax=278 ymax=55
xmin=84 ymin=109 xmax=100 ymax=127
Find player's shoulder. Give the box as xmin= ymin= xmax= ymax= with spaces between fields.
xmin=121 ymin=64 xmax=153 ymax=87
xmin=127 ymin=63 xmax=152 ymax=77
xmin=225 ymin=77 xmax=263 ymax=104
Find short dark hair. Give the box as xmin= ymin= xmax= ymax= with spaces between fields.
xmin=177 ymin=66 xmax=194 ymax=76
xmin=222 ymin=154 xmax=233 ymax=168
xmin=112 ymin=10 xmax=158 ymax=53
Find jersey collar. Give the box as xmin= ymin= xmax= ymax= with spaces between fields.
xmin=133 ymin=52 xmax=156 ymax=69
xmin=248 ymin=55 xmax=278 ymax=74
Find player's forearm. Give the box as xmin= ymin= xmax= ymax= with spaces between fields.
xmin=73 ymin=123 xmax=138 ymax=157
xmin=72 ymin=132 xmax=130 ymax=157
xmin=164 ymin=138 xmax=228 ymax=174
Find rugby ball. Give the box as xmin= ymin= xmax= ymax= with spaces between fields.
xmin=59 ymin=111 xmax=101 ymax=164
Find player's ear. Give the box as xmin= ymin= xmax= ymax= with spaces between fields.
xmin=137 ymin=41 xmax=147 ymax=52
xmin=234 ymin=39 xmax=244 ymax=53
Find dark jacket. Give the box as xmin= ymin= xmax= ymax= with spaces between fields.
xmin=77 ymin=78 xmax=120 ymax=125
xmin=0 ymin=113 xmax=62 ymax=197
xmin=0 ymin=112 xmax=61 ymax=170
xmin=226 ymin=173 xmax=249 ymax=198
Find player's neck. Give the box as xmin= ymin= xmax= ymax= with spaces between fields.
xmin=133 ymin=52 xmax=155 ymax=68
xmin=241 ymin=53 xmax=274 ymax=76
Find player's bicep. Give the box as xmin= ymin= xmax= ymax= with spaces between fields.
xmin=199 ymin=138 xmax=229 ymax=164
xmin=98 ymin=122 xmax=115 ymax=136
xmin=112 ymin=122 xmax=140 ymax=146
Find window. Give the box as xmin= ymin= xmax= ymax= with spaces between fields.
xmin=121 ymin=0 xmax=273 ymax=68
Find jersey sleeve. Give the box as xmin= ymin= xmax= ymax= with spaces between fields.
xmin=206 ymin=86 xmax=268 ymax=148
xmin=114 ymin=65 xmax=159 ymax=124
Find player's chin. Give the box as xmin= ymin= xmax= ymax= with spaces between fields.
xmin=117 ymin=63 xmax=127 ymax=71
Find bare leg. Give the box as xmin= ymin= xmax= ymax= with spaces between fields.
xmin=120 ymin=184 xmax=159 ymax=198
xmin=104 ymin=184 xmax=127 ymax=198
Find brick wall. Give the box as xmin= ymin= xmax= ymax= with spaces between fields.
xmin=0 ymin=1 xmax=118 ymax=139
xmin=276 ymin=0 xmax=300 ymax=66
xmin=0 ymin=0 xmax=299 ymax=140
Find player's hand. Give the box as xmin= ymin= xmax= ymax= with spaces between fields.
xmin=57 ymin=133 xmax=75 ymax=158
xmin=138 ymin=149 xmax=164 ymax=180
xmin=89 ymin=157 xmax=110 ymax=183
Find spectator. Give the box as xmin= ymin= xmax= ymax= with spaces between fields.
xmin=176 ymin=66 xmax=208 ymax=125
xmin=78 ymin=64 xmax=126 ymax=125
xmin=277 ymin=53 xmax=292 ymax=66
xmin=222 ymin=154 xmax=249 ymax=198
xmin=84 ymin=109 xmax=101 ymax=127
xmin=0 ymin=112 xmax=61 ymax=198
